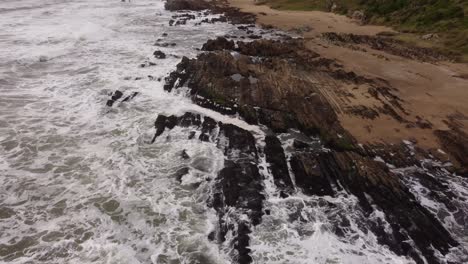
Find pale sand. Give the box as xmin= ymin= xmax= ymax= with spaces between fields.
xmin=229 ymin=0 xmax=468 ymax=150
xmin=229 ymin=0 xmax=392 ymax=35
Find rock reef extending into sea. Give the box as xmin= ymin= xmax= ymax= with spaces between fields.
xmin=144 ymin=0 xmax=468 ymax=263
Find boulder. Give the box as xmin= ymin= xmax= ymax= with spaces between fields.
xmin=164 ymin=0 xmax=211 ymax=11
xmin=153 ymin=50 xmax=166 ymax=59
xmin=106 ymin=90 xmax=123 ymax=107
xmin=202 ymin=37 xmax=235 ymax=51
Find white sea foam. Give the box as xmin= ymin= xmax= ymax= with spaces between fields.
xmin=1 ymin=0 xmax=467 ymax=263
xmin=0 ymin=0 xmax=237 ymax=263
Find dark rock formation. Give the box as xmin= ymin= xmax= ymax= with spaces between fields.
xmin=181 ymin=149 xmax=190 ymax=159
xmin=122 ymin=92 xmax=138 ymax=102
xmin=169 ymin=13 xmax=197 ymax=26
xmin=173 ymin=167 xmax=190 ymax=182
xmin=164 ymin=0 xmax=256 ymax=24
xmin=290 ymin=152 xmax=334 ymax=196
xmin=435 ymin=121 xmax=468 ymax=171
xmin=199 ymin=116 xmax=216 ymax=141
xmin=161 ymin=37 xmax=465 ymax=263
xmin=154 ymin=42 xmax=177 ymax=47
xmin=212 ymin=123 xmax=263 ymax=264
xmin=139 ymin=61 xmax=156 ymax=68
xmin=286 ymin=143 xmax=459 ymax=263
xmin=164 ymin=38 xmax=359 ymax=149
xmin=153 ymin=50 xmax=166 ymax=59
xmin=264 ymin=135 xmax=294 ymax=196
xmin=164 ymin=0 xmax=211 ymax=11
xmin=202 ymin=37 xmax=235 ymax=51
xmin=150 ymin=112 xmax=264 ymax=263
xmin=151 ymin=114 xmax=177 ymax=143
xmin=322 ymin=32 xmax=450 ymax=62
xmin=346 ymin=105 xmax=379 ymax=119
xmin=106 ymin=90 xmax=123 ymax=107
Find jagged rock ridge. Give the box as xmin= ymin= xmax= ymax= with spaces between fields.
xmin=161 ymin=36 xmax=465 ymax=263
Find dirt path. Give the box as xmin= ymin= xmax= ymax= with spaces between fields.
xmin=229 ymin=0 xmax=468 ymax=152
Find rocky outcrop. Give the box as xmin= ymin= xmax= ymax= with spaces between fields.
xmin=106 ymin=90 xmax=123 ymax=107
xmin=153 ymin=50 xmax=166 ymax=59
xmin=164 ymin=0 xmax=256 ymax=24
xmin=122 ymin=92 xmax=138 ymax=102
xmin=202 ymin=36 xmax=235 ymax=51
xmin=322 ymin=32 xmax=450 ymax=62
xmin=289 ymin=152 xmax=334 ymax=196
xmin=150 ymin=112 xmax=263 ymax=264
xmin=287 ymin=142 xmax=460 ymax=263
xmin=164 ymin=38 xmax=360 ymax=150
xmin=164 ymin=0 xmax=211 ymax=11
xmin=212 ymin=123 xmax=264 ymax=264
xmin=164 ymin=37 xmax=451 ymax=151
xmin=264 ymin=135 xmax=294 ymax=196
xmin=151 ymin=114 xmax=177 ymax=143
xmin=435 ymin=119 xmax=468 ymax=173
xmin=106 ymin=90 xmax=138 ymax=107
xmin=162 ymin=37 xmax=464 ymax=263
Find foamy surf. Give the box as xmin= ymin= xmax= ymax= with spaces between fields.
xmin=1 ymin=0 xmax=467 ymax=264
xmin=0 ymin=0 xmax=236 ymax=263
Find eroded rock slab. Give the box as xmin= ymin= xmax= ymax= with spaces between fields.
xmin=164 ymin=0 xmax=256 ymax=25
xmin=161 ymin=36 xmax=465 ymax=263
xmin=151 ymin=112 xmax=263 ymax=263
xmin=164 ymin=38 xmax=361 ymax=150
xmin=322 ymin=32 xmax=450 ymax=62
xmin=282 ymin=140 xmax=460 ymax=263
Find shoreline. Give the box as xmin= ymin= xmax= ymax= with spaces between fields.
xmin=1 ymin=1 xmax=467 ymax=263
xmin=162 ymin=0 xmax=468 ymax=264
xmin=228 ymin=0 xmax=468 ymax=159
xmin=229 ymin=0 xmax=392 ymax=36
xmin=162 ymin=0 xmax=467 ymax=262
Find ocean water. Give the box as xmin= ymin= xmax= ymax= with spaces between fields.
xmin=0 ymin=1 xmax=466 ymax=263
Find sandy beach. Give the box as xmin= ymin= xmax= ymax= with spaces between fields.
xmin=229 ymin=0 xmax=468 ymax=151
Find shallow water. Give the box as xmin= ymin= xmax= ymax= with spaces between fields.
xmin=0 ymin=1 xmax=466 ymax=264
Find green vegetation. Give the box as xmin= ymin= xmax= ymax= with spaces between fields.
xmin=257 ymin=0 xmax=339 ymax=11
xmin=260 ymin=0 xmax=364 ymax=12
xmin=262 ymin=0 xmax=468 ymax=60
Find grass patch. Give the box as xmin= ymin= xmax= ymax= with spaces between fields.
xmin=260 ymin=0 xmax=468 ymax=60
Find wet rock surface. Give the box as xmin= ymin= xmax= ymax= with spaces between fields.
xmin=153 ymin=50 xmax=166 ymax=59
xmin=164 ymin=0 xmax=211 ymax=11
xmin=164 ymin=37 xmax=429 ymax=150
xmin=162 ymin=36 xmax=468 ymax=263
xmin=164 ymin=0 xmax=256 ymax=25
xmin=106 ymin=90 xmax=123 ymax=107
xmin=150 ymin=112 xmax=264 ymax=263
xmin=291 ymin=148 xmax=458 ymax=263
xmin=164 ymin=38 xmax=359 ymax=149
xmin=106 ymin=90 xmax=138 ymax=107
xmin=202 ymin=36 xmax=235 ymax=51
xmin=264 ymin=135 xmax=293 ymax=196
